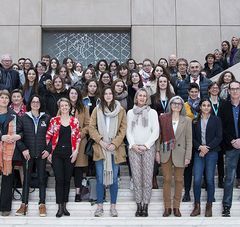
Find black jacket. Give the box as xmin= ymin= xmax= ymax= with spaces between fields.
xmin=150 ymin=94 xmax=169 ymax=115
xmin=219 ymin=100 xmax=240 ymax=151
xmin=38 ymin=73 xmax=52 ymax=98
xmin=17 ymin=112 xmax=50 ymax=158
xmin=203 ymin=63 xmax=223 ymax=79
xmin=0 ymin=67 xmax=20 ymax=92
xmin=192 ymin=115 xmax=222 ymax=153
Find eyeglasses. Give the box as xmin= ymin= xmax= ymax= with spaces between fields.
xmin=229 ymin=87 xmax=240 ymax=92
xmin=171 ymin=102 xmax=183 ymax=106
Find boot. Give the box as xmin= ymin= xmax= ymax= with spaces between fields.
xmin=205 ymin=202 xmax=212 ymax=217
xmin=163 ymin=208 xmax=172 ymax=217
xmin=56 ymin=204 xmax=63 ymax=218
xmin=190 ymin=203 xmax=200 ymax=216
xmin=142 ymin=204 xmax=148 ymax=217
xmin=63 ymin=202 xmax=70 ymax=216
xmin=135 ymin=203 xmax=142 ymax=217
xmin=152 ymin=175 xmax=159 ymax=189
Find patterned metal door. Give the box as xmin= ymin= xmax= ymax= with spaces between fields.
xmin=42 ymin=30 xmax=131 ymax=67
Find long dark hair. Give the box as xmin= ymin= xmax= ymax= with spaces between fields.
xmin=99 ymin=86 xmax=116 ymax=112
xmin=23 ymin=68 xmax=39 ymax=94
xmin=193 ymin=98 xmax=212 ymax=124
xmin=67 ymin=86 xmax=84 ymax=113
xmin=149 ymin=64 xmax=170 ymax=81
xmin=84 ymin=78 xmax=99 ymax=97
xmin=26 ymin=94 xmax=45 ymax=112
xmin=217 ymin=71 xmax=236 ymax=87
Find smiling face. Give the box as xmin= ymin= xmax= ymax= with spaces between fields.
xmin=131 ymin=72 xmax=140 ymax=84
xmin=189 ymin=62 xmax=201 ymax=78
xmin=200 ymin=100 xmax=211 ymax=115
xmin=27 ymin=69 xmax=37 ymax=83
xmin=158 ymin=76 xmax=168 ymax=90
xmin=84 ymin=69 xmax=93 ymax=80
xmin=223 ymin=72 xmax=233 ymax=84
xmin=154 ymin=66 xmax=164 ymax=78
xmin=170 ymin=98 xmax=183 ymax=113
xmin=136 ymin=90 xmax=147 ymax=107
xmin=59 ymin=100 xmax=71 ymax=115
xmin=0 ymin=94 xmax=10 ymax=108
xmin=54 ymin=77 xmax=63 ymax=91
xmin=69 ymin=88 xmax=78 ymax=103
xmin=104 ymin=88 xmax=113 ymax=104
xmin=101 ymin=73 xmax=111 ymax=85
xmin=98 ymin=61 xmax=106 ymax=72
xmin=87 ymin=81 xmax=97 ymax=96
xmin=51 ymin=59 xmax=58 ymax=69
xmin=114 ymin=81 xmax=124 ymax=94
xmin=30 ymin=96 xmax=41 ymax=112
xmin=11 ymin=92 xmax=23 ymax=106
xmin=188 ymin=88 xmax=199 ymax=100
xmin=209 ymin=84 xmax=220 ymax=96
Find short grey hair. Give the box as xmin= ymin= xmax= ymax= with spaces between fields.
xmin=1 ymin=54 xmax=12 ymax=61
xmin=166 ymin=95 xmax=186 ymax=116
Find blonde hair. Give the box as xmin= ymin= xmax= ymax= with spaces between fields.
xmin=133 ymin=88 xmax=151 ymax=106
xmin=0 ymin=89 xmax=10 ymax=99
xmin=57 ymin=97 xmax=71 ymax=115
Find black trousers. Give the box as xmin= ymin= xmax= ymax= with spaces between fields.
xmin=183 ymin=150 xmax=194 ymax=194
xmin=74 ymin=167 xmax=85 ymax=188
xmin=22 ymin=158 xmax=47 ymax=204
xmin=0 ymin=173 xmax=13 ymax=212
xmin=52 ymin=146 xmax=74 ymax=204
xmin=217 ymin=150 xmax=224 ymax=180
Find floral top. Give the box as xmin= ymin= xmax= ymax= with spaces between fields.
xmin=9 ymin=103 xmax=26 ymax=117
xmin=46 ymin=116 xmax=81 ymax=154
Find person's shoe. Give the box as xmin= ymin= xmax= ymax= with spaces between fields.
xmin=39 ymin=204 xmax=46 ymax=217
xmin=110 ymin=208 xmax=118 ymax=217
xmin=152 ymin=176 xmax=159 ymax=189
xmin=56 ymin=204 xmax=63 ymax=218
xmin=236 ymin=179 xmax=240 ymax=189
xmin=135 ymin=203 xmax=142 ymax=217
xmin=75 ymin=194 xmax=81 ymax=202
xmin=15 ymin=203 xmax=28 ymax=216
xmin=63 ymin=202 xmax=70 ymax=216
xmin=142 ymin=204 xmax=148 ymax=217
xmin=190 ymin=203 xmax=200 ymax=216
xmin=94 ymin=207 xmax=104 ymax=217
xmin=129 ymin=178 xmax=134 ymax=191
xmin=218 ymin=178 xmax=224 ymax=188
xmin=2 ymin=211 xmax=10 ymax=216
xmin=173 ymin=208 xmax=182 ymax=217
xmin=182 ymin=192 xmax=191 ymax=202
xmin=222 ymin=206 xmax=230 ymax=217
xmin=162 ymin=208 xmax=172 ymax=217
xmin=205 ymin=202 xmax=212 ymax=217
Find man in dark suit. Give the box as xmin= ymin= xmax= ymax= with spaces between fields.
xmin=220 ymin=81 xmax=240 ymax=217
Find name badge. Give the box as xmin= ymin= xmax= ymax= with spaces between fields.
xmin=41 ymin=121 xmax=47 ymax=127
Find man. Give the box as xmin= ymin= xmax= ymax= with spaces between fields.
xmin=177 ymin=60 xmax=212 ymax=101
xmin=221 ymin=81 xmax=240 ymax=217
xmin=0 ymin=54 xmax=20 ymax=92
xmin=168 ymin=54 xmax=178 ymax=76
xmin=41 ymin=55 xmax=51 ymax=72
xmin=17 ymin=58 xmax=26 ymax=86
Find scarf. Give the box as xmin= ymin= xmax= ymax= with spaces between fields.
xmin=159 ymin=113 xmax=176 ymax=152
xmin=220 ymin=84 xmax=229 ymax=100
xmin=132 ymin=105 xmax=150 ymax=130
xmin=97 ymin=101 xmax=121 ymax=186
xmin=187 ymin=97 xmax=200 ymax=117
xmin=115 ymin=91 xmax=128 ymax=110
xmin=0 ymin=115 xmax=17 ymax=175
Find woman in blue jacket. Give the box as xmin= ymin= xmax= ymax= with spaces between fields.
xmin=190 ymin=98 xmax=222 ymax=217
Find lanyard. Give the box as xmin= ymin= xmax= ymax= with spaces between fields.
xmin=210 ymin=98 xmax=219 ymax=116
xmin=160 ymin=99 xmax=168 ymax=112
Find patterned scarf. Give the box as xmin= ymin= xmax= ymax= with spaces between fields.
xmin=187 ymin=97 xmax=200 ymax=117
xmin=0 ymin=115 xmax=17 ymax=175
xmin=132 ymin=105 xmax=150 ymax=130
xmin=159 ymin=113 xmax=176 ymax=152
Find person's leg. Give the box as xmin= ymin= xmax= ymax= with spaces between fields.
xmin=109 ymin=156 xmax=120 ymax=204
xmin=129 ymin=149 xmax=143 ymax=203
xmin=223 ymin=149 xmax=240 ymax=208
xmin=217 ymin=150 xmax=225 ymax=187
xmin=36 ymin=158 xmax=47 ymax=204
xmin=173 ymin=166 xmax=185 ymax=209
xmin=95 ymin=159 xmax=104 ymax=204
xmin=74 ymin=167 xmax=84 ymax=201
xmin=236 ymin=157 xmax=240 ymax=188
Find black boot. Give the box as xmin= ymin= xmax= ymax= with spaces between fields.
xmin=135 ymin=203 xmax=142 ymax=217
xmin=63 ymin=202 xmax=70 ymax=216
xmin=56 ymin=204 xmax=64 ymax=218
xmin=142 ymin=204 xmax=148 ymax=217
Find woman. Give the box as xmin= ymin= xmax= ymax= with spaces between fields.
xmin=127 ymin=70 xmax=143 ymax=111
xmin=95 ymin=59 xmax=108 ymax=80
xmin=139 ymin=59 xmax=154 ymax=85
xmin=158 ymin=58 xmax=168 ymax=69
xmin=75 ymin=68 xmax=96 ymax=91
xmin=15 ymin=95 xmax=50 ymax=217
xmin=145 ymin=64 xmax=168 ymax=96
xmin=67 ymin=87 xmax=90 ymax=202
xmin=45 ymin=76 xmax=68 ymax=117
xmin=23 ymin=58 xmax=34 ymax=76
xmin=221 ymin=40 xmax=231 ymax=67
xmin=98 ymin=71 xmax=113 ymax=94
xmin=182 ymin=83 xmax=200 ymax=202
xmin=208 ymin=83 xmax=225 ymax=188
xmin=217 ymin=71 xmax=236 ymax=100
xmin=0 ymin=90 xmax=21 ymax=216
xmin=158 ymin=96 xmax=192 ymax=217
xmin=112 ymin=79 xmax=128 ymax=110
xmin=117 ymin=63 xmax=130 ymax=86
xmin=203 ymin=53 xmax=222 ymax=79
xmin=62 ymin=57 xmax=79 ymax=85
xmin=9 ymin=89 xmax=26 ymax=116
xmin=109 ymin=60 xmax=119 ymax=81
xmin=22 ymin=68 xmax=39 ymax=104
xmin=46 ymin=98 xmax=80 ymax=217
xmin=230 ymin=36 xmax=240 ymax=66
xmin=190 ymin=98 xmax=222 ymax=217
xmin=150 ymin=75 xmax=174 ymax=189
xmin=126 ymin=88 xmax=159 ymax=217
xmin=89 ymin=86 xmax=127 ymax=217
xmin=75 ymin=62 xmax=83 ymax=78
xmin=47 ymin=58 xmax=60 ymax=79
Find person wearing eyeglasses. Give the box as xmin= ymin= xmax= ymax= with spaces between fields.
xmin=158 ymin=96 xmax=192 ymax=217
xmin=221 ymin=81 xmax=240 ymax=217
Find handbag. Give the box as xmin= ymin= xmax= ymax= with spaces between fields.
xmin=84 ymin=137 xmax=95 ymax=157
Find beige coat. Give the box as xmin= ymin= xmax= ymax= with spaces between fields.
xmin=75 ymin=107 xmax=90 ymax=167
xmin=160 ymin=115 xmax=192 ymax=168
xmin=89 ymin=106 xmax=127 ymax=164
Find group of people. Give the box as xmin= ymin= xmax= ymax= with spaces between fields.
xmin=0 ymin=35 xmax=239 ymax=218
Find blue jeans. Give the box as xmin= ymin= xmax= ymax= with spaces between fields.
xmin=193 ymin=151 xmax=218 ymax=203
xmin=223 ymin=149 xmax=240 ymax=208
xmin=95 ymin=156 xmax=119 ymax=204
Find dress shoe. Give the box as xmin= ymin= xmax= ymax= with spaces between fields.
xmin=190 ymin=203 xmax=200 ymax=216
xmin=162 ymin=208 xmax=172 ymax=217
xmin=63 ymin=202 xmax=70 ymax=216
xmin=182 ymin=192 xmax=191 ymax=202
xmin=56 ymin=204 xmax=63 ymax=218
xmin=173 ymin=208 xmax=181 ymax=217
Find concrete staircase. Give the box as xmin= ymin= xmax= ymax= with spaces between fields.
xmin=1 ymin=166 xmax=240 ymax=226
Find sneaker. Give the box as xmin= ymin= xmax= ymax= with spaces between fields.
xmin=15 ymin=203 xmax=28 ymax=216
xmin=129 ymin=178 xmax=134 ymax=191
xmin=110 ymin=208 xmax=118 ymax=217
xmin=94 ymin=207 xmax=104 ymax=217
xmin=39 ymin=204 xmax=47 ymax=217
xmin=222 ymin=206 xmax=230 ymax=217
xmin=2 ymin=211 xmax=10 ymax=216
